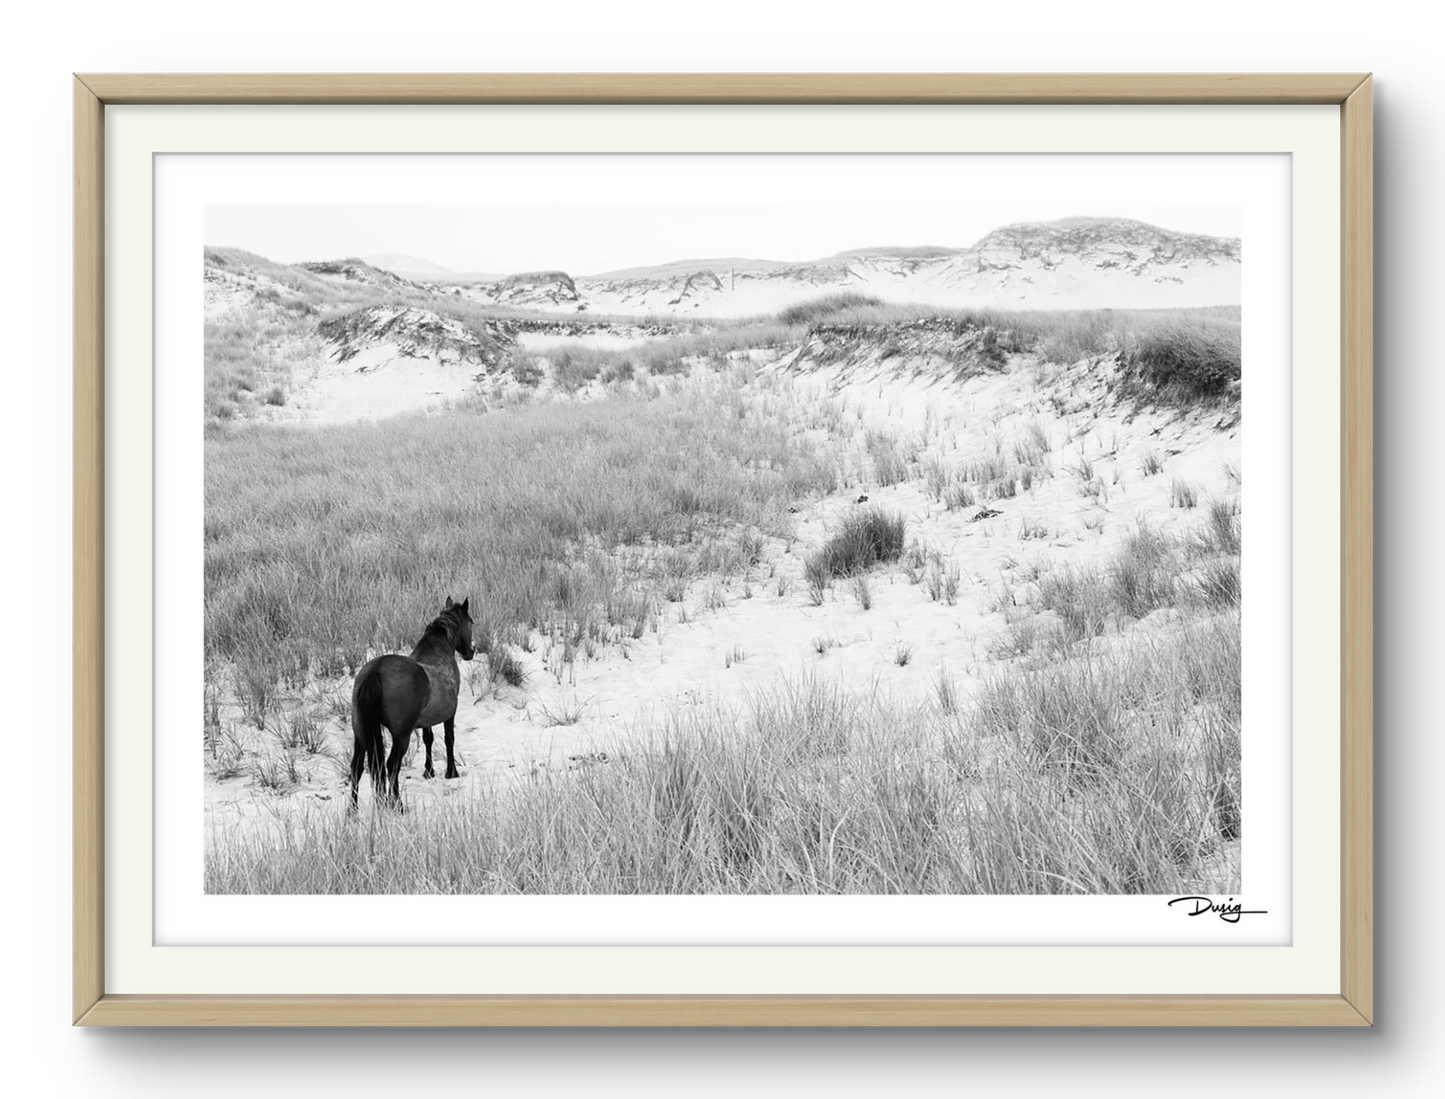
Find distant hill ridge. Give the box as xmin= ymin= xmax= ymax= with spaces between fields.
xmin=219 ymin=216 xmax=1241 ymax=318
xmin=364 ymin=218 xmax=1235 ymax=282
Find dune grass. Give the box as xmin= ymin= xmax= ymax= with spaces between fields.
xmin=864 ymin=429 xmax=912 ymax=486
xmin=1014 ymin=509 xmax=1240 ymax=656
xmin=207 ymin=610 xmax=1240 ymax=895
xmin=779 ymin=294 xmax=1240 ymax=407
xmin=511 ymin=321 xmax=800 ymax=391
xmin=205 ymin=375 xmax=837 ymax=692
xmin=782 ymin=296 xmax=1235 ymax=355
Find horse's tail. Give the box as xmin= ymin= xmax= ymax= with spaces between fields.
xmin=351 ymin=666 xmax=388 ymax=792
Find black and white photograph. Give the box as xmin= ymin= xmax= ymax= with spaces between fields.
xmin=200 ymin=180 xmax=1246 ymax=898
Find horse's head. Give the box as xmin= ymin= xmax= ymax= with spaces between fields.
xmin=444 ymin=595 xmax=476 ymax=660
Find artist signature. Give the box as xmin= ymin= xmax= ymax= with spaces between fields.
xmin=1167 ymin=897 xmax=1268 ymax=924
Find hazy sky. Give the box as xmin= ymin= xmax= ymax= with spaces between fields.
xmin=206 ymin=202 xmax=1241 ymax=277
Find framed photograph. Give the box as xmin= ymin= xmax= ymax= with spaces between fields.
xmin=73 ymin=74 xmax=1372 ymax=1026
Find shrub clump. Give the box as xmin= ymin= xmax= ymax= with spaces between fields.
xmin=1120 ymin=317 xmax=1241 ymax=405
xmin=777 ymin=292 xmax=885 ymax=328
xmin=805 ymin=509 xmax=907 ymax=594
xmin=488 ymin=646 xmax=527 ymax=687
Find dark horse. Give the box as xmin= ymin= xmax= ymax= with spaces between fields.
xmin=349 ymin=597 xmax=476 ymax=810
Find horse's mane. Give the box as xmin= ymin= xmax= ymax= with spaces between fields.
xmin=421 ymin=605 xmax=465 ymax=642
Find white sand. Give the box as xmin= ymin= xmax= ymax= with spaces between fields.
xmin=285 ymin=343 xmax=485 ymax=425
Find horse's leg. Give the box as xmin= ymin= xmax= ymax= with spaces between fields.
xmin=369 ymin=728 xmax=387 ymax=800
xmin=348 ymin=738 xmax=365 ymax=812
xmin=444 ymin=718 xmax=460 ymax=780
xmin=421 ymin=727 xmax=435 ymax=779
xmin=385 ymin=728 xmax=410 ymax=811
xmin=351 ymin=676 xmax=379 ymax=813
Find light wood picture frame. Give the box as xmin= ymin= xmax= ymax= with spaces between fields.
xmin=73 ymin=73 xmax=1373 ymax=1027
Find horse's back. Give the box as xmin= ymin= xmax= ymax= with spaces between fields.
xmin=353 ymin=653 xmax=431 ymax=731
